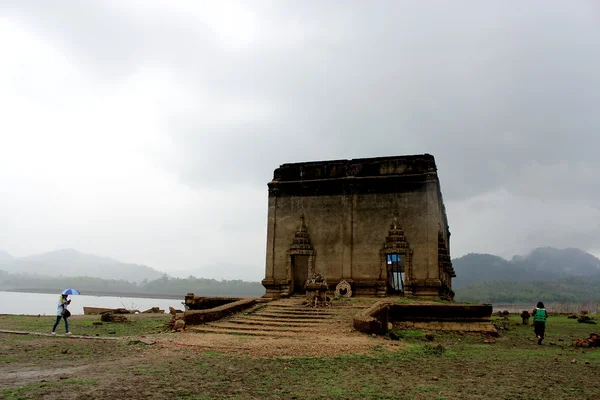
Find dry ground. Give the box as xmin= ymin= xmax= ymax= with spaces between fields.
xmin=0 ymin=304 xmax=599 ymax=400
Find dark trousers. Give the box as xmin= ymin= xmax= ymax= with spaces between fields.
xmin=533 ymin=321 xmax=545 ymax=339
xmin=52 ymin=315 xmax=69 ymax=333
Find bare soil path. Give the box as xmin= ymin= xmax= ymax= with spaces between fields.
xmin=168 ymin=298 xmax=400 ymax=357
xmin=1 ymin=303 xmax=599 ymax=399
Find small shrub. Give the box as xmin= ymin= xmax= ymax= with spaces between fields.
xmin=422 ymin=343 xmax=445 ymax=355
xmin=393 ymin=329 xmax=425 ymax=339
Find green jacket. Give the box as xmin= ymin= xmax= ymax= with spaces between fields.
xmin=533 ymin=308 xmax=547 ymax=323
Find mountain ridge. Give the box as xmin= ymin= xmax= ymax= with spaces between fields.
xmin=452 ymin=247 xmax=600 ymax=303
xmin=452 ymin=247 xmax=600 ymax=289
xmin=2 ymin=246 xmax=599 ymax=291
xmin=0 ymin=250 xmax=15 ymax=263
xmin=0 ymin=248 xmax=165 ymax=283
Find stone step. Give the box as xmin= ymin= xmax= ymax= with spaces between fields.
xmin=269 ymin=304 xmax=327 ymax=310
xmin=270 ymin=303 xmax=366 ymax=311
xmin=269 ymin=304 xmax=305 ymax=308
xmin=225 ymin=317 xmax=324 ymax=327
xmin=254 ymin=312 xmax=330 ymax=320
xmin=189 ymin=326 xmax=296 ymax=337
xmin=205 ymin=322 xmax=320 ymax=333
xmin=232 ymin=316 xmax=325 ymax=325
xmin=265 ymin=309 xmax=336 ymax=316
xmin=240 ymin=303 xmax=270 ymax=314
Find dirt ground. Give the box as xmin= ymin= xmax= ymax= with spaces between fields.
xmin=1 ymin=312 xmax=599 ymax=399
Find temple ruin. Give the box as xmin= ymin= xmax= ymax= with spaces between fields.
xmin=261 ymin=154 xmax=455 ymax=300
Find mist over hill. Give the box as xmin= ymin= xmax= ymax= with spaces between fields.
xmin=0 ymin=269 xmax=265 ymax=298
xmin=0 ymin=249 xmax=165 ymax=283
xmin=0 ymin=251 xmax=15 ymax=264
xmin=2 ymin=246 xmax=599 ymax=303
xmin=511 ymin=247 xmax=600 ymax=277
xmin=454 ymin=274 xmax=600 ymax=304
xmin=453 ymin=247 xmax=600 ymax=303
xmin=452 ymin=247 xmax=600 ymax=289
xmin=0 ymin=248 xmax=264 ymax=297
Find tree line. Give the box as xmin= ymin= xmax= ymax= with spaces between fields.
xmin=0 ymin=270 xmax=265 ymax=298
xmin=454 ymin=274 xmax=600 ymax=304
xmin=4 ymin=268 xmax=598 ymax=304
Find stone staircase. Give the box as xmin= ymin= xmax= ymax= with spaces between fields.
xmin=189 ymin=298 xmax=363 ymax=337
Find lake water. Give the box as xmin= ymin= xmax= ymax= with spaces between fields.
xmin=2 ymin=291 xmax=596 ymax=316
xmin=0 ymin=291 xmax=186 ymax=316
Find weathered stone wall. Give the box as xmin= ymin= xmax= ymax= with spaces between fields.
xmin=184 ymin=295 xmax=242 ymax=310
xmin=353 ymin=301 xmax=390 ymax=334
xmin=272 ymin=195 xmax=345 ymax=281
xmin=184 ymin=298 xmax=258 ymax=325
xmin=353 ymin=302 xmax=496 ymax=335
xmin=389 ymin=304 xmax=493 ymax=321
xmin=262 ymin=154 xmax=453 ymax=299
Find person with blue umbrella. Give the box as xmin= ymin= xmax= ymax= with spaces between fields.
xmin=51 ymin=288 xmax=80 ymax=335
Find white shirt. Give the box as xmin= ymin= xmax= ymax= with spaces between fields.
xmin=56 ymin=296 xmax=69 ymax=316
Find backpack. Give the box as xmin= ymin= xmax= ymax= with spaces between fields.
xmin=533 ymin=308 xmax=547 ymax=322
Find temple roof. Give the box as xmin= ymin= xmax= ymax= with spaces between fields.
xmin=273 ymin=154 xmax=437 ymax=182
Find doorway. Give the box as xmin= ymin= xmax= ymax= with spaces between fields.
xmin=386 ymin=253 xmax=404 ymax=294
xmin=292 ymin=255 xmax=309 ymax=293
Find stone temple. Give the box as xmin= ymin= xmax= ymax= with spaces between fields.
xmin=261 ymin=154 xmax=455 ymax=300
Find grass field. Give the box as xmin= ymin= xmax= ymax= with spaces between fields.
xmin=0 ymin=313 xmax=169 ymax=337
xmin=0 ymin=313 xmax=598 ymax=400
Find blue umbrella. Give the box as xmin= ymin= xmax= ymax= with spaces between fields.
xmin=61 ymin=288 xmax=81 ymax=295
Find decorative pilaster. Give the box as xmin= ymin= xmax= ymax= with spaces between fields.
xmin=437 ymin=230 xmax=455 ymax=299
xmin=379 ymin=211 xmax=414 ymax=296
xmin=285 ymin=215 xmax=316 ymax=294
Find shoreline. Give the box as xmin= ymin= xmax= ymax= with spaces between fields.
xmin=1 ymin=288 xmax=185 ymax=300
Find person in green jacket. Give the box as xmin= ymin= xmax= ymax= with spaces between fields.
xmin=532 ymin=301 xmax=548 ymax=345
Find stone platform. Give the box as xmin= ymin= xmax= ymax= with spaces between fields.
xmin=353 ymin=301 xmax=497 ymax=335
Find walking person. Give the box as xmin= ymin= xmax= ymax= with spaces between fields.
xmin=532 ymin=301 xmax=548 ymax=345
xmin=51 ymin=294 xmax=72 ymax=335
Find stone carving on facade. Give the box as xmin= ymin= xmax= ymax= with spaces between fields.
xmin=378 ymin=211 xmax=413 ymax=296
xmin=304 ymin=271 xmax=329 ymax=307
xmin=437 ymin=230 xmax=456 ymax=299
xmin=305 ymin=271 xmax=326 ymax=286
xmin=285 ymin=215 xmax=316 ymax=293
xmin=346 ymin=163 xmax=363 ymax=177
xmin=335 ymin=280 xmax=353 ymax=298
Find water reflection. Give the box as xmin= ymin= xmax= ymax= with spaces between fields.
xmin=0 ymin=291 xmax=185 ymax=315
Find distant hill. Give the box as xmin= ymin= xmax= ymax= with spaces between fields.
xmin=0 ymin=250 xmax=15 ymax=264
xmin=512 ymin=247 xmax=600 ymax=277
xmin=0 ymin=273 xmax=265 ymax=298
xmin=453 ymin=247 xmax=600 ymax=289
xmin=452 ymin=247 xmax=600 ymax=304
xmin=0 ymin=248 xmax=165 ymax=283
xmin=452 ymin=253 xmax=534 ymax=288
xmin=455 ymin=274 xmax=600 ymax=304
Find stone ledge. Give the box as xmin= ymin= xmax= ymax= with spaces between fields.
xmin=184 ymin=298 xmax=258 ymax=326
xmin=353 ymin=302 xmax=496 ymax=335
xmin=352 ymin=301 xmax=392 ymax=335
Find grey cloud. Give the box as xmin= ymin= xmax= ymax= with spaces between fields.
xmin=174 ymin=4 xmax=600 ymax=186
xmin=2 ymin=0 xmax=599 ymax=268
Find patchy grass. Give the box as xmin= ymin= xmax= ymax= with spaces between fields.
xmin=112 ymin=341 xmax=597 ymax=399
xmin=491 ymin=313 xmax=597 ymax=343
xmin=392 ymin=329 xmax=426 ymax=339
xmin=0 ymin=332 xmax=144 ymax=366
xmin=0 ymin=314 xmax=599 ymax=399
xmin=0 ymin=314 xmax=171 ymax=337
xmin=1 ymin=378 xmax=97 ymax=399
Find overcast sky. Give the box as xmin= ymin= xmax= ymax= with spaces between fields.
xmin=1 ymin=1 xmax=599 ymax=281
